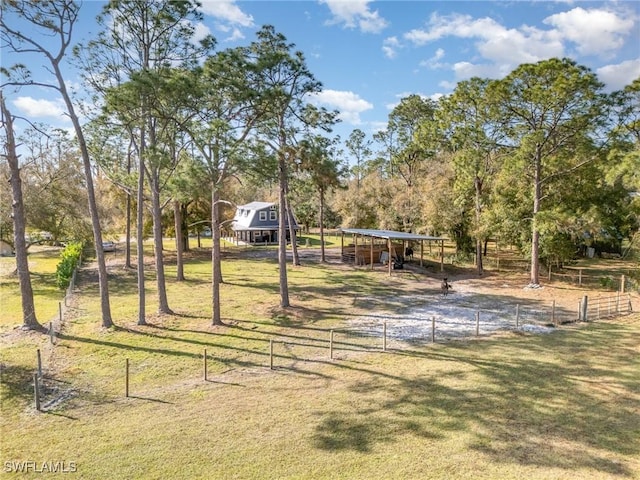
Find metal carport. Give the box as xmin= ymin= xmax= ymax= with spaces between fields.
xmin=339 ymin=228 xmax=447 ymax=276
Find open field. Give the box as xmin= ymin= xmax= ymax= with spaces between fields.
xmin=0 ymin=246 xmax=65 ymax=332
xmin=1 ymin=244 xmax=639 ymax=479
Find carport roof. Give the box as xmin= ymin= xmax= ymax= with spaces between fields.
xmin=340 ymin=228 xmax=446 ymax=242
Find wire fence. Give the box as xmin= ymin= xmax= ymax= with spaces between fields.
xmin=33 ymin=288 xmax=637 ymax=411
xmin=586 ymin=293 xmax=634 ymax=321
xmin=47 ymin=254 xmax=81 ymax=346
xmin=547 ymin=269 xmax=638 ymax=292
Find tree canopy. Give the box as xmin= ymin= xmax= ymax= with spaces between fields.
xmin=1 ymin=0 xmax=638 ymax=331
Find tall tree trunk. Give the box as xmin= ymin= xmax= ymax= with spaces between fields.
xmin=150 ymin=173 xmax=172 ymax=314
xmin=211 ymin=187 xmax=224 ymax=325
xmin=319 ymin=187 xmax=326 ymax=263
xmin=55 ymin=63 xmax=113 ymax=328
xmin=182 ymin=204 xmax=190 ymax=253
xmin=125 ymin=191 xmax=132 ymax=269
xmin=285 ymin=190 xmax=300 ymax=266
xmin=174 ymin=200 xmax=185 ymax=281
xmin=530 ymin=151 xmax=542 ymax=285
xmin=474 ymin=176 xmax=483 ymax=276
xmin=136 ymin=146 xmax=146 ymax=325
xmin=125 ymin=148 xmax=133 ymax=269
xmin=1 ymin=94 xmax=42 ymax=331
xmin=277 ymin=149 xmax=290 ymax=307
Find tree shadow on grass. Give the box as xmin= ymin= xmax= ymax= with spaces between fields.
xmin=127 ymin=395 xmax=173 ymax=404
xmin=57 ymin=327 xmax=337 ymax=382
xmin=0 ymin=362 xmax=36 ymax=405
xmin=310 ymin=323 xmax=640 ymax=476
xmin=57 ymin=331 xmax=202 ymax=360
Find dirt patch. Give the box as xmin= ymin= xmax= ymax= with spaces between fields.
xmin=337 ymin=254 xmax=634 ymax=343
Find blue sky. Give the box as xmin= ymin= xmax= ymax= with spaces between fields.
xmin=3 ymin=0 xmax=640 ymax=146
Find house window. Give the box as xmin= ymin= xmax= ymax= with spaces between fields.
xmin=244 ymin=210 xmax=249 ymax=217
xmin=259 ymin=211 xmax=267 ymax=221
xmin=270 ymin=210 xmax=277 ymax=220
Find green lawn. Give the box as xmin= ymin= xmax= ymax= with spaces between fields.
xmin=0 ymin=246 xmax=63 ymax=333
xmin=1 ymin=247 xmax=639 ymax=479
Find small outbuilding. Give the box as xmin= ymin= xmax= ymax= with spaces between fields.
xmin=340 ymin=228 xmax=447 ymax=275
xmin=231 ymin=201 xmax=299 ymax=244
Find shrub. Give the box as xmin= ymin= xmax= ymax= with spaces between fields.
xmin=55 ymin=241 xmax=83 ymax=289
xmin=598 ymin=275 xmax=615 ymax=290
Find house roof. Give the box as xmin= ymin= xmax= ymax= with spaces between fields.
xmin=232 ymin=201 xmax=298 ymax=231
xmin=340 ymin=228 xmax=446 ymax=242
xmin=238 ymin=201 xmax=274 ymax=210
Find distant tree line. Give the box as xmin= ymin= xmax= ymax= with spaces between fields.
xmin=336 ymin=70 xmax=639 ymax=285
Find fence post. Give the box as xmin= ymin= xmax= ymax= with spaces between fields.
xmin=578 ymin=269 xmax=583 ymax=286
xmin=581 ymin=295 xmax=588 ymax=322
xmin=36 ymin=349 xmax=42 ymax=380
xmin=629 ymin=294 xmax=633 ymax=313
xmin=125 ymin=358 xmax=129 ymax=398
xmin=270 ymin=340 xmax=274 ymax=370
xmin=548 ymin=264 xmax=552 ymax=281
xmin=49 ymin=322 xmax=54 ymax=345
xmin=551 ymin=300 xmax=556 ymax=327
xmin=475 ymin=311 xmax=480 ymax=337
xmin=329 ymin=330 xmax=334 ymax=360
xmin=58 ymin=301 xmax=62 ymax=323
xmin=577 ymin=301 xmax=581 ymax=321
xmin=203 ymin=348 xmax=207 ymax=381
xmin=431 ymin=316 xmax=435 ymax=343
xmin=383 ymin=322 xmax=387 ymax=352
xmin=620 ymin=274 xmax=625 ymax=293
xmin=33 ymin=373 xmax=41 ymax=412
xmin=515 ymin=304 xmax=520 ymax=329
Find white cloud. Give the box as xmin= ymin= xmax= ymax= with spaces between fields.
xmin=320 ymin=0 xmax=388 ymax=34
xmin=224 ymin=27 xmax=245 ymax=42
xmin=597 ymin=58 xmax=640 ymax=91
xmin=405 ymin=13 xmax=565 ymax=67
xmin=420 ymin=47 xmax=446 ymax=69
xmin=199 ymin=0 xmax=254 ymax=27
xmin=407 ymin=8 xmax=637 ymax=93
xmin=310 ymin=89 xmax=373 ymax=124
xmin=544 ymin=7 xmax=635 ymax=57
xmin=192 ymin=22 xmax=212 ymax=43
xmin=439 ymin=80 xmax=457 ymax=90
xmin=405 ymin=13 xmax=505 ymax=45
xmin=452 ymin=61 xmax=506 ymax=80
xmin=382 ymin=36 xmax=401 ymax=59
xmin=478 ymin=25 xmax=564 ymax=65
xmin=12 ymin=97 xmax=68 ymax=120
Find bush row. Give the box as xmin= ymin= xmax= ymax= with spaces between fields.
xmin=55 ymin=242 xmax=83 ymax=289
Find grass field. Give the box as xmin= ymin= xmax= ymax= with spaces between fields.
xmin=1 ymin=243 xmax=639 ymax=479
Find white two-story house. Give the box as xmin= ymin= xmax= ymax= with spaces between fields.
xmin=231 ymin=202 xmax=299 ymax=244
